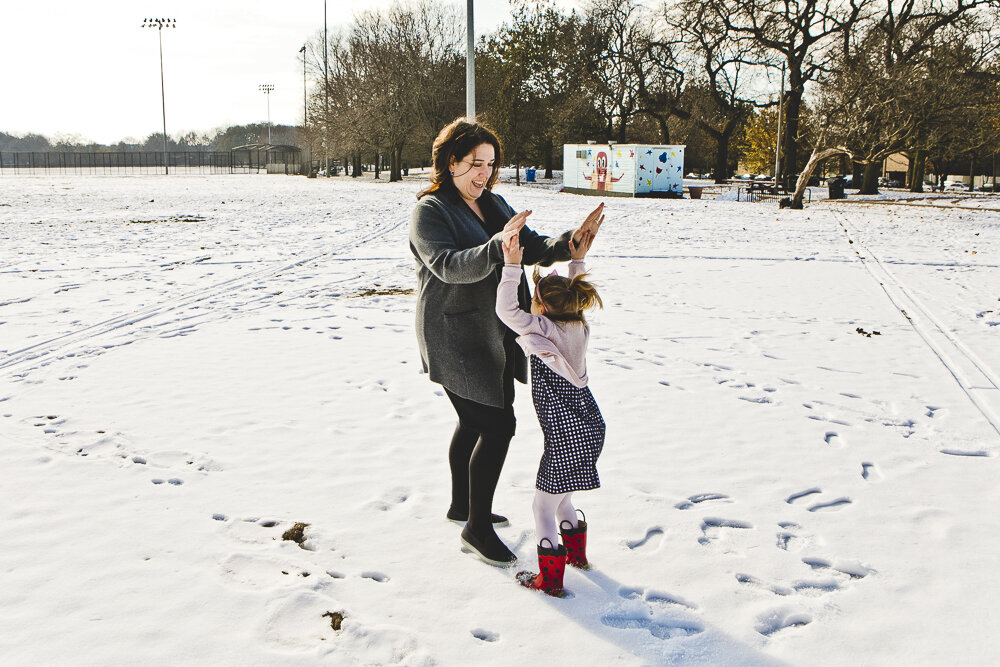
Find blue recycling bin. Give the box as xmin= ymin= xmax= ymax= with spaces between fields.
xmin=525 ymin=167 xmax=536 ymax=182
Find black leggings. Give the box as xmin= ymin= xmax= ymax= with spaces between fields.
xmin=445 ymin=389 xmax=516 ymax=532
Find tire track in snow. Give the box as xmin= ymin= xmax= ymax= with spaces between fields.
xmin=835 ymin=212 xmax=1000 ymax=441
xmin=0 ymin=216 xmax=409 ymax=378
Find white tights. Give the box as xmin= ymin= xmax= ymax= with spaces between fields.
xmin=532 ymin=490 xmax=579 ymax=549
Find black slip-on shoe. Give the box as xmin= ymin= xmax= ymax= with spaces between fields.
xmin=446 ymin=507 xmax=510 ymax=527
xmin=460 ymin=526 xmax=517 ymax=567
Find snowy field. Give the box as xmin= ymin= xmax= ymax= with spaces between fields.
xmin=1 ymin=174 xmax=998 ymax=666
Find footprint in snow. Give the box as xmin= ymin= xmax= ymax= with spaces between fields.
xmin=471 ymin=628 xmax=499 ymax=642
xmin=802 ymin=556 xmax=875 ymax=579
xmin=808 ymin=497 xmax=852 ymax=512
xmin=698 ymin=517 xmax=753 ymax=547
xmin=824 ymin=431 xmax=845 ymax=448
xmin=755 ymin=608 xmax=813 ymax=636
xmin=775 ymin=522 xmax=814 ymax=552
xmin=675 ymin=493 xmax=730 ymax=510
xmin=861 ymin=461 xmax=882 ymax=481
xmin=735 ymin=573 xmax=793 ymax=597
xmin=363 ymin=487 xmax=410 ymax=512
xmin=785 ymin=488 xmax=822 ymax=504
xmin=151 ymin=478 xmax=184 ymax=485
xmin=940 ymin=448 xmax=995 ymax=458
xmin=618 ymin=586 xmax=697 ymax=610
xmin=600 ymin=613 xmax=703 ymax=640
xmin=625 ymin=526 xmax=665 ymax=550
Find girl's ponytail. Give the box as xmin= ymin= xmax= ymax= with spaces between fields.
xmin=532 ymin=268 xmax=602 ymax=324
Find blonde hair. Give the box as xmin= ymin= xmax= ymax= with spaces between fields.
xmin=531 ymin=267 xmax=603 ymax=324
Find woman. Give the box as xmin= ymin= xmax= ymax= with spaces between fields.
xmin=409 ymin=117 xmax=604 ymax=567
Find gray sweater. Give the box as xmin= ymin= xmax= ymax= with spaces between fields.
xmin=409 ymin=184 xmax=573 ymax=407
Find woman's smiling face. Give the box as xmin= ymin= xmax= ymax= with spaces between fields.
xmin=450 ymin=143 xmax=496 ymax=203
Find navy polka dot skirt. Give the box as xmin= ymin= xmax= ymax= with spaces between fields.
xmin=530 ymin=355 xmax=605 ymax=494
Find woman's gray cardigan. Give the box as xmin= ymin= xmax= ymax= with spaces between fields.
xmin=410 ymin=185 xmax=573 ymax=408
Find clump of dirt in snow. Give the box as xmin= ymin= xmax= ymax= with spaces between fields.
xmin=281 ymin=522 xmax=311 ymax=548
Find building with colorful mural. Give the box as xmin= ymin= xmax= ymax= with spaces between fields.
xmin=562 ymin=144 xmax=685 ymax=197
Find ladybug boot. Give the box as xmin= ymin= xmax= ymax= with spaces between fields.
xmin=516 ymin=538 xmax=567 ymax=597
xmin=560 ymin=510 xmax=589 ymax=570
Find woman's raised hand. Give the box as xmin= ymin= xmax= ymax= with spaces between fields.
xmin=573 ymin=202 xmax=604 ymax=247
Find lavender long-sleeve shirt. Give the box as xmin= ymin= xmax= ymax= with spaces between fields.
xmin=495 ymin=260 xmax=590 ymax=387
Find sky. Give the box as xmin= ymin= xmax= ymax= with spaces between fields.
xmin=0 ymin=1 xmax=582 ymax=145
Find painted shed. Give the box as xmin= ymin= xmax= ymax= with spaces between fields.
xmin=562 ymin=144 xmax=685 ymax=197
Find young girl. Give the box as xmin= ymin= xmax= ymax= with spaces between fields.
xmin=496 ymin=221 xmax=605 ymax=597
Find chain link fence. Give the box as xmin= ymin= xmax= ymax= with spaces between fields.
xmin=0 ymin=149 xmax=302 ymax=176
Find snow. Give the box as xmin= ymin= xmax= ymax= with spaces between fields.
xmin=1 ymin=173 xmax=999 ymax=665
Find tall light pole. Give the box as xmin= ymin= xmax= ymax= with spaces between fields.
xmin=323 ymin=0 xmax=330 ymax=176
xmin=299 ymin=45 xmax=307 ymax=128
xmin=300 ymin=45 xmax=308 ymax=176
xmin=141 ymin=18 xmax=176 ymax=175
xmin=466 ymin=0 xmax=475 ymax=120
xmin=259 ymin=84 xmax=275 ymax=144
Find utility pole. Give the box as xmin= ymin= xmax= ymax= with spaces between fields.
xmin=141 ymin=18 xmax=176 ymax=175
xmin=466 ymin=0 xmax=475 ymax=120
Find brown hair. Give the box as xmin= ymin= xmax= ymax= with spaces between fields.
xmin=417 ymin=117 xmax=504 ymax=199
xmin=531 ymin=267 xmax=603 ymax=324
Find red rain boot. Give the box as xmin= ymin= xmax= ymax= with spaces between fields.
xmin=516 ymin=538 xmax=566 ymax=597
xmin=560 ymin=511 xmax=589 ymax=570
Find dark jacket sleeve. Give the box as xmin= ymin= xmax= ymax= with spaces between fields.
xmin=410 ymin=198 xmax=504 ymax=285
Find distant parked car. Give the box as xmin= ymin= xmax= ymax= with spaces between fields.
xmin=944 ymin=181 xmax=967 ymax=192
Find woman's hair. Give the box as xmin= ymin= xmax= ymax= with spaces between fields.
xmin=531 ymin=267 xmax=603 ymax=324
xmin=417 ymin=117 xmax=504 ymax=199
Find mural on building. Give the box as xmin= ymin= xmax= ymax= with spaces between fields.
xmin=636 ymin=148 xmax=683 ymax=195
xmin=582 ymin=149 xmax=625 ymax=191
xmin=563 ymin=143 xmax=684 ymax=196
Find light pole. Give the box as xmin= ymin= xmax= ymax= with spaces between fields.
xmin=466 ymin=0 xmax=475 ymax=120
xmin=299 ymin=45 xmax=307 ymax=128
xmin=259 ymin=84 xmax=275 ymax=144
xmin=300 ymin=45 xmax=308 ymax=176
xmin=141 ymin=18 xmax=176 ymax=175
xmin=323 ymin=0 xmax=330 ymax=176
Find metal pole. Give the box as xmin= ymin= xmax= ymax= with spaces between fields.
xmin=773 ymin=63 xmax=784 ymax=185
xmin=324 ymin=0 xmax=330 ymax=176
xmin=158 ymin=28 xmax=169 ymax=174
xmin=466 ymin=0 xmax=475 ymax=120
xmin=300 ymin=45 xmax=307 ymax=128
xmin=259 ymin=84 xmax=274 ymax=144
xmin=142 ymin=19 xmax=175 ymax=175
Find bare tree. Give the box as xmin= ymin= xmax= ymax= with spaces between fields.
xmin=667 ymin=0 xmax=774 ymax=183
xmin=716 ymin=0 xmax=868 ymax=186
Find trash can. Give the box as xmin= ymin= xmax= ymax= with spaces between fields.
xmin=828 ymin=177 xmax=846 ymax=200
xmin=688 ymin=186 xmax=703 ymax=199
xmin=525 ymin=167 xmax=536 ymax=182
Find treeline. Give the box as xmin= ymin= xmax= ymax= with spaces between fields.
xmin=0 ymin=124 xmax=301 ymax=154
xmin=305 ymin=0 xmax=1000 ymax=193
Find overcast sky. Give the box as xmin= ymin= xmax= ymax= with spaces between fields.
xmin=0 ymin=1 xmax=582 ymax=145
